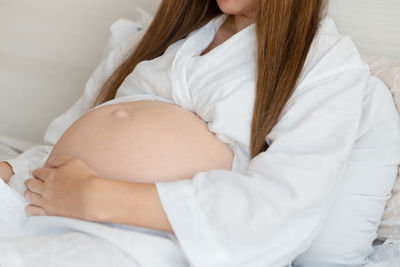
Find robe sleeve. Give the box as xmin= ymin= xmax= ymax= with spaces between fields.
xmin=155 ymin=63 xmax=370 ymax=266
xmin=5 ymin=21 xmax=146 ymax=175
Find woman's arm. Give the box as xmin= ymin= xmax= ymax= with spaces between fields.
xmin=24 ymin=155 xmax=173 ymax=232
xmin=0 ymin=161 xmax=14 ymax=183
xmin=90 ymin=178 xmax=173 ymax=232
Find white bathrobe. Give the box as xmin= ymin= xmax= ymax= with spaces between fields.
xmin=2 ymin=13 xmax=400 ymax=267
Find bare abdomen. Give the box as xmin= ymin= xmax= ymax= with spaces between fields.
xmin=44 ymin=100 xmax=234 ymax=182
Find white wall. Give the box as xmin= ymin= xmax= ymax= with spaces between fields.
xmin=328 ymin=0 xmax=400 ymax=60
xmin=0 ymin=0 xmax=399 ymax=143
xmin=0 ymin=0 xmax=161 ymax=143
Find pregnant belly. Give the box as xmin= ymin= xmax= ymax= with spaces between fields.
xmin=43 ymin=100 xmax=234 ymax=183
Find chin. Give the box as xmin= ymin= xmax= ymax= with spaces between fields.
xmin=216 ymin=0 xmax=245 ymax=15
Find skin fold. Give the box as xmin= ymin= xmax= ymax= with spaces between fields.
xmin=42 ymin=101 xmax=234 ymax=183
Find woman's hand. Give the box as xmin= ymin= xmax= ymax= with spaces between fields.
xmin=24 ymin=155 xmax=173 ymax=232
xmin=24 ymin=155 xmax=99 ymax=220
xmin=0 ymin=161 xmax=15 ymax=183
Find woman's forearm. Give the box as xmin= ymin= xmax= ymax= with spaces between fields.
xmin=89 ymin=177 xmax=173 ymax=233
xmin=0 ymin=161 xmax=14 ymax=183
xmin=24 ymin=156 xmax=173 ymax=232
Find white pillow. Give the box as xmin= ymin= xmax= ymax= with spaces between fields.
xmin=100 ymin=7 xmax=153 ymax=60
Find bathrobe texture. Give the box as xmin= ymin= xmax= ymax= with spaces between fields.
xmin=3 ymin=13 xmax=400 ymax=267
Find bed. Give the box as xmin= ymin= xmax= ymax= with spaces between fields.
xmin=0 ymin=0 xmax=400 ymax=266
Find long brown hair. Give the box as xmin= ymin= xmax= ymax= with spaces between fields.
xmin=92 ymin=0 xmax=326 ymax=159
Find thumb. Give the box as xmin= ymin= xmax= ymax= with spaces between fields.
xmin=48 ymin=155 xmax=74 ymax=168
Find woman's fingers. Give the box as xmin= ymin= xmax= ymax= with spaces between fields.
xmin=32 ymin=167 xmax=52 ymax=182
xmin=24 ymin=178 xmax=44 ymax=194
xmin=25 ymin=205 xmax=47 ymax=216
xmin=24 ymin=189 xmax=44 ymax=207
xmin=48 ymin=155 xmax=75 ymax=168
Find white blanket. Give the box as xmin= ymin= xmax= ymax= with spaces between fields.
xmin=1 ymin=135 xmax=400 ymax=267
xmin=0 ymin=135 xmax=37 ymax=160
xmin=0 ymin=182 xmax=189 ymax=267
xmin=0 ymin=136 xmax=189 ymax=267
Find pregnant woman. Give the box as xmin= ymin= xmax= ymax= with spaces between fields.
xmin=1 ymin=0 xmax=400 ymax=266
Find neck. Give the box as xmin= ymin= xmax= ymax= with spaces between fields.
xmin=230 ymin=13 xmax=256 ymax=33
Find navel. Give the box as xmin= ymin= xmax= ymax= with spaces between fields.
xmin=112 ymin=109 xmax=130 ymax=118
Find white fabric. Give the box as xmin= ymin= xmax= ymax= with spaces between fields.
xmin=367 ymin=239 xmax=400 ymax=266
xmin=0 ymin=179 xmax=188 ymax=267
xmin=2 ymin=13 xmax=400 ymax=267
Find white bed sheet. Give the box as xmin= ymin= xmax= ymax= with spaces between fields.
xmin=1 ymin=135 xmax=400 ymax=266
xmin=0 ymin=135 xmax=189 ymax=267
xmin=0 ymin=185 xmax=188 ymax=267
xmin=365 ymin=239 xmax=400 ymax=267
